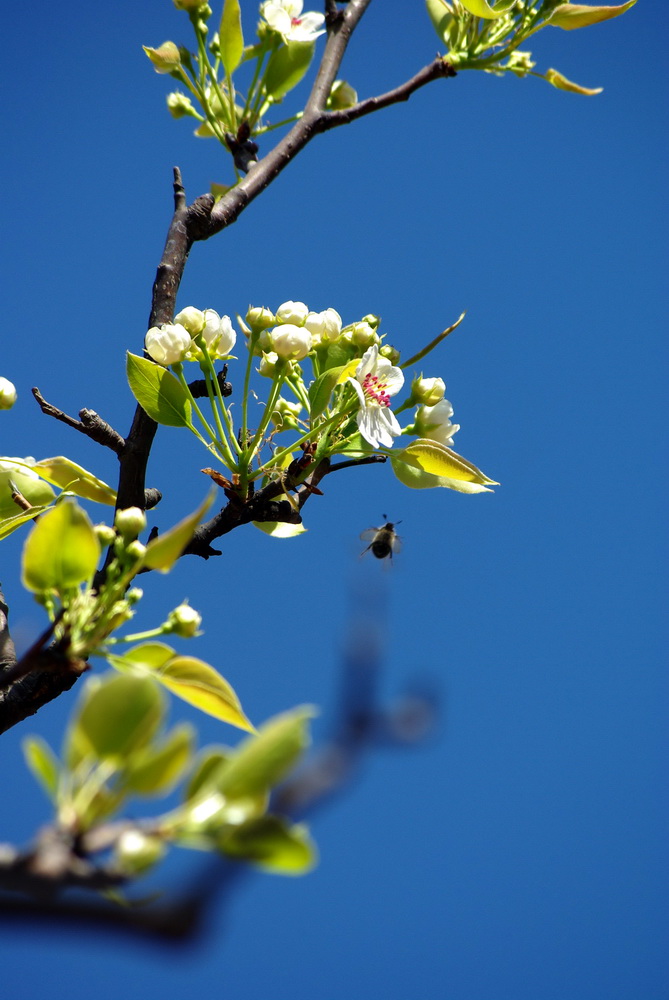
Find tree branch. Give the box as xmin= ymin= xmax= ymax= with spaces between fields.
xmin=31 ymin=388 xmax=126 ymax=455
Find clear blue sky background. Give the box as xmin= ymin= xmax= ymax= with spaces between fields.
xmin=2 ymin=1 xmax=667 ymax=997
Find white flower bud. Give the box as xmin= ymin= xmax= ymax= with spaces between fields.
xmin=0 ymin=378 xmax=17 ymax=410
xmin=351 ymin=322 xmax=379 ymax=348
xmin=275 ymin=301 xmax=309 ymax=326
xmin=415 ymin=399 xmax=460 ymax=447
xmin=115 ymin=507 xmax=147 ymax=539
xmin=168 ymin=602 xmax=202 ymax=638
xmin=305 ymin=308 xmax=342 ymax=343
xmin=145 ymin=323 xmax=192 ymax=366
xmin=246 ymin=306 xmax=275 ymax=332
xmin=258 ymin=351 xmax=281 ymax=377
xmin=270 ymin=324 xmax=313 ymax=361
xmin=174 ymin=306 xmax=205 ymax=336
xmin=166 ymin=92 xmax=197 ymax=118
xmin=271 ymin=397 xmax=302 ymax=430
xmin=94 ymin=523 xmax=117 ymax=546
xmin=327 ymin=79 xmax=358 ymax=110
xmin=115 ymin=830 xmax=166 ymax=876
xmin=126 ymin=540 xmax=147 ymax=562
xmin=143 ymin=42 xmax=181 ymax=74
xmin=379 ymin=343 xmax=401 ymax=364
xmin=201 ymin=310 xmax=236 ymax=358
xmin=411 ymin=376 xmax=446 ymax=406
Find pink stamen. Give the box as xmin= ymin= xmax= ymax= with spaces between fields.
xmin=291 ymin=17 xmax=303 ymax=25
xmin=362 ymin=372 xmax=391 ymax=407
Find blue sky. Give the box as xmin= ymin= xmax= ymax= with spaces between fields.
xmin=2 ymin=1 xmax=667 ymax=998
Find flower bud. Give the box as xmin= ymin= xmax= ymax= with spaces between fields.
xmin=126 ymin=587 xmax=144 ymax=604
xmin=174 ymin=306 xmax=205 ymax=336
xmin=350 ymin=322 xmax=379 ymax=348
xmin=94 ymin=523 xmax=116 ymax=546
xmin=271 ymin=397 xmax=302 ymax=431
xmin=201 ymin=310 xmax=236 ymax=358
xmin=361 ymin=314 xmax=381 ymax=330
xmin=168 ymin=602 xmax=202 ymax=638
xmin=379 ymin=343 xmax=401 ymax=365
xmin=143 ymin=42 xmax=181 ymax=74
xmin=126 ymin=540 xmax=147 ymax=562
xmin=173 ymin=0 xmax=209 ymax=12
xmin=166 ymin=92 xmax=197 ymax=118
xmin=411 ymin=375 xmax=446 ymax=406
xmin=145 ymin=323 xmax=192 ymax=366
xmin=246 ymin=306 xmax=276 ymax=333
xmin=327 ymin=79 xmax=358 ymax=110
xmin=415 ymin=399 xmax=460 ymax=447
xmin=270 ymin=324 xmax=313 ymax=361
xmin=305 ymin=308 xmax=342 ymax=343
xmin=115 ymin=507 xmax=146 ymax=539
xmin=0 ymin=377 xmax=17 ymax=410
xmin=258 ymin=351 xmax=281 ymax=377
xmin=275 ymin=301 xmax=309 ymax=326
xmin=114 ymin=829 xmax=166 ymax=876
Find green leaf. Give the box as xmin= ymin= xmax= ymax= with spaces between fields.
xmin=122 ymin=723 xmax=195 ymax=796
xmin=216 ymin=706 xmax=315 ymax=799
xmin=252 ymin=519 xmax=307 ymax=538
xmin=220 ymin=816 xmax=317 ymax=875
xmin=322 ymin=341 xmax=351 ymax=372
xmin=0 ymin=505 xmax=51 ymax=541
xmin=219 ymin=0 xmax=244 ymax=75
xmin=544 ymin=67 xmax=603 ymax=95
xmin=22 ymin=736 xmax=60 ymax=802
xmin=263 ymin=41 xmax=315 ymax=102
xmin=308 ymin=366 xmax=346 ymax=421
xmin=457 ymin=0 xmax=516 ymax=18
xmin=548 ymin=1 xmax=636 ymax=30
xmin=30 ymin=457 xmax=116 ymax=506
xmin=21 ymin=499 xmax=101 ymax=594
xmin=0 ymin=464 xmax=56 ymax=520
xmin=425 ymin=0 xmax=453 ymax=40
xmin=391 ymin=439 xmax=498 ymax=493
xmin=112 ymin=641 xmax=175 ymax=673
xmin=143 ymin=489 xmax=216 ymax=572
xmin=67 ymin=673 xmax=165 ymax=766
xmin=126 ymin=352 xmax=192 ymax=427
xmin=150 ymin=655 xmax=255 ymax=733
xmin=184 ymin=746 xmax=232 ymax=801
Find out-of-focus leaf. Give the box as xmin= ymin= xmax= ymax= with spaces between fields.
xmin=184 ymin=747 xmax=232 ymax=801
xmin=216 ymin=706 xmax=315 ymax=799
xmin=126 ymin=352 xmax=192 ymax=427
xmin=252 ymin=519 xmax=307 ymax=538
xmin=122 ymin=723 xmax=195 ymax=795
xmin=22 ymin=736 xmax=60 ymax=801
xmin=544 ymin=67 xmax=603 ymax=94
xmin=0 ymin=464 xmax=55 ymax=520
xmin=150 ymin=655 xmax=255 ymax=732
xmin=21 ymin=499 xmax=101 ymax=593
xmin=112 ymin=641 xmax=175 ymax=673
xmin=143 ymin=489 xmax=216 ymax=572
xmin=425 ymin=0 xmax=453 ymax=40
xmin=0 ymin=505 xmax=51 ymax=540
xmin=548 ymin=1 xmax=636 ymax=30
xmin=308 ymin=366 xmax=346 ymax=420
xmin=219 ymin=0 xmax=244 ymax=75
xmin=67 ymin=673 xmax=165 ymax=765
xmin=30 ymin=457 xmax=116 ymax=506
xmin=264 ymin=41 xmax=315 ymax=101
xmin=220 ymin=815 xmax=317 ymax=875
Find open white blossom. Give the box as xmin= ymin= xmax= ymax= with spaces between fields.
xmin=348 ymin=344 xmax=404 ymax=449
xmin=145 ymin=323 xmax=192 ymax=366
xmin=202 ymin=310 xmax=236 ymax=358
xmin=271 ymin=323 xmax=313 ymax=361
xmin=260 ymin=0 xmax=325 ymax=42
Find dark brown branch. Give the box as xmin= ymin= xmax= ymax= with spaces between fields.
xmin=0 ymin=590 xmax=17 ymax=675
xmin=31 ymin=388 xmax=126 ymax=455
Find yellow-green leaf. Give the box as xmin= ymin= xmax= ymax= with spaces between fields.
xmin=21 ymin=499 xmax=101 ymax=593
xmin=425 ymin=0 xmax=453 ymax=40
xmin=143 ymin=489 xmax=216 ymax=572
xmin=458 ymin=0 xmax=516 ymax=19
xmin=216 ymin=707 xmax=315 ymax=799
xmin=67 ymin=673 xmax=165 ymax=765
xmin=0 ymin=505 xmax=52 ymax=540
xmin=22 ymin=736 xmax=60 ymax=801
xmin=219 ymin=0 xmax=244 ymax=75
xmin=252 ymin=519 xmax=307 ymax=538
xmin=30 ymin=457 xmax=116 ymax=506
xmin=112 ymin=641 xmax=175 ymax=674
xmin=122 ymin=723 xmax=195 ymax=795
xmin=544 ymin=68 xmax=603 ymax=95
xmin=151 ymin=655 xmax=255 ymax=733
xmin=0 ymin=462 xmax=55 ymax=520
xmin=264 ymin=41 xmax=315 ymax=102
xmin=391 ymin=439 xmax=498 ymax=493
xmin=126 ymin=352 xmax=192 ymax=427
xmin=548 ymin=1 xmax=636 ymax=30
xmin=308 ymin=365 xmax=346 ymax=420
xmin=220 ymin=816 xmax=317 ymax=875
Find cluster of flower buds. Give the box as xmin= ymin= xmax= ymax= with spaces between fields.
xmin=145 ymin=309 xmax=236 ymax=367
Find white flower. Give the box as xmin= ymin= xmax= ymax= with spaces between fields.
xmin=174 ymin=306 xmax=206 ymax=336
xmin=305 ymin=308 xmax=342 ymax=343
xmin=270 ymin=323 xmax=313 ymax=361
xmin=168 ymin=602 xmax=202 ymax=638
xmin=416 ymin=399 xmax=460 ymax=448
xmin=260 ymin=0 xmax=325 ymax=42
xmin=145 ymin=323 xmax=192 ymax=366
xmin=0 ymin=378 xmax=17 ymax=410
xmin=348 ymin=344 xmax=404 ymax=449
xmin=202 ymin=310 xmax=236 ymax=358
xmin=275 ymin=300 xmax=309 ymax=326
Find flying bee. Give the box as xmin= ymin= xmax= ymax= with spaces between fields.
xmin=360 ymin=516 xmax=402 ymax=560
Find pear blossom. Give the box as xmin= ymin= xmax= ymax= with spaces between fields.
xmin=201 ymin=310 xmax=236 ymax=358
xmin=145 ymin=323 xmax=192 ymax=366
xmin=260 ymin=0 xmax=325 ymax=43
xmin=305 ymin=308 xmax=342 ymax=343
xmin=270 ymin=323 xmax=313 ymax=361
xmin=348 ymin=344 xmax=404 ymax=449
xmin=0 ymin=378 xmax=17 ymax=410
xmin=411 ymin=376 xmax=446 ymax=406
xmin=416 ymin=399 xmax=460 ymax=448
xmin=275 ymin=300 xmax=309 ymax=326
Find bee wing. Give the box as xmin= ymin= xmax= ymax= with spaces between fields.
xmin=360 ymin=527 xmax=380 ymax=543
xmin=390 ymin=533 xmax=402 ymax=554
